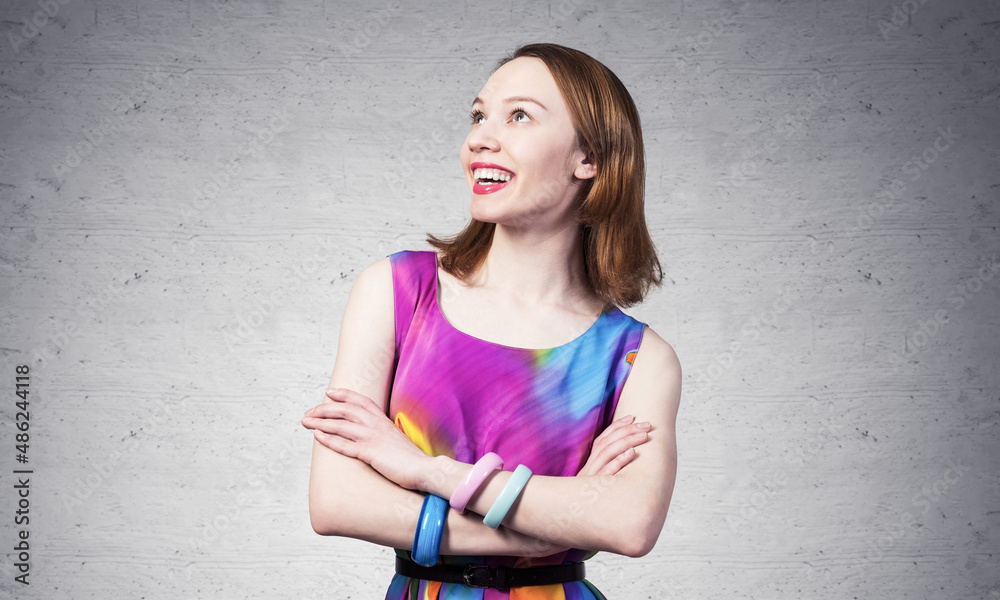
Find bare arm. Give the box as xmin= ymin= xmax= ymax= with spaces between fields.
xmin=306 ymin=257 xmax=651 ymax=556
xmin=307 ymin=256 xmax=545 ymax=554
xmin=421 ymin=328 xmax=680 ymax=557
xmin=309 ymin=260 xmax=682 ymax=558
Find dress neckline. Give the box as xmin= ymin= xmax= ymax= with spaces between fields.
xmin=429 ymin=253 xmax=612 ymax=352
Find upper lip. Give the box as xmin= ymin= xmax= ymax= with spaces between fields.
xmin=471 ymin=162 xmax=515 ymax=176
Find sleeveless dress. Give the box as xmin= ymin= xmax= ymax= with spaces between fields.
xmin=384 ymin=249 xmax=648 ymax=600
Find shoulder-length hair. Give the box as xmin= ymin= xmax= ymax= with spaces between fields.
xmin=426 ymin=42 xmax=662 ymax=309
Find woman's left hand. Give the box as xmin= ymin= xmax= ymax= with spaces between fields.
xmin=301 ymin=388 xmax=431 ymax=491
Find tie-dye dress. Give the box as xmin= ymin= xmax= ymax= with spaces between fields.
xmin=384 ymin=250 xmax=647 ymax=600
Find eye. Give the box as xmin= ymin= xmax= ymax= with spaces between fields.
xmin=511 ymin=107 xmax=531 ymax=123
xmin=469 ymin=109 xmax=485 ymax=125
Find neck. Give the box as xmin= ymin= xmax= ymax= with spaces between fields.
xmin=478 ymin=220 xmax=596 ymax=309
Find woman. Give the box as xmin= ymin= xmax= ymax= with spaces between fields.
xmin=301 ymin=43 xmax=681 ymax=599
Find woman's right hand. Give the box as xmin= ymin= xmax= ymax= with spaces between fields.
xmin=515 ymin=416 xmax=650 ymax=557
xmin=577 ymin=415 xmax=651 ymax=477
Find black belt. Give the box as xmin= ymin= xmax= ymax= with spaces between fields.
xmin=395 ymin=556 xmax=585 ymax=591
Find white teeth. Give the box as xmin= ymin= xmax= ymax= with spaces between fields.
xmin=473 ymin=168 xmax=513 ymax=182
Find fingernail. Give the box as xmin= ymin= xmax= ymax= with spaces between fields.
xmin=326 ymin=388 xmax=339 ymax=395
xmin=305 ymin=408 xmax=314 ymax=416
xmin=637 ymin=422 xmax=651 ymax=430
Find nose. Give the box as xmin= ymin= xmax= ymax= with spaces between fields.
xmin=466 ymin=119 xmax=500 ymax=153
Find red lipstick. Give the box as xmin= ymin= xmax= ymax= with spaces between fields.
xmin=470 ymin=162 xmax=515 ymax=195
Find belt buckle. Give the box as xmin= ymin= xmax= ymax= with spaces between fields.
xmin=462 ymin=564 xmax=492 ymax=588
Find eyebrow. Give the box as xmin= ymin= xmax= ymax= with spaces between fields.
xmin=471 ymin=95 xmax=548 ymax=111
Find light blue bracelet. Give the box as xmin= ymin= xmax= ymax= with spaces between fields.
xmin=483 ymin=464 xmax=532 ymax=530
xmin=412 ymin=494 xmax=448 ymax=567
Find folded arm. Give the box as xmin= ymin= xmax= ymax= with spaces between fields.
xmin=305 ymin=256 xmax=680 ymax=558
xmin=307 ymin=257 xmax=541 ymax=555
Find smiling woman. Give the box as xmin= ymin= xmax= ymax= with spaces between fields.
xmin=302 ymin=43 xmax=681 ymax=599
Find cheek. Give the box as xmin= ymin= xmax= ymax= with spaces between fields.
xmin=538 ymin=148 xmax=574 ymax=178
xmin=518 ymin=137 xmax=571 ymax=176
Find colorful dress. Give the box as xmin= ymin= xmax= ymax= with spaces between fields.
xmin=385 ymin=250 xmax=647 ymax=600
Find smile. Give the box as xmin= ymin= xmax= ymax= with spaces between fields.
xmin=470 ymin=163 xmax=515 ymax=195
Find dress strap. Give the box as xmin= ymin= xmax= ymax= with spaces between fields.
xmin=388 ymin=250 xmax=438 ymax=357
xmin=601 ymin=317 xmax=649 ymax=428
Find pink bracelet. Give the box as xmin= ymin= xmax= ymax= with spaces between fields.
xmin=449 ymin=452 xmax=504 ymax=514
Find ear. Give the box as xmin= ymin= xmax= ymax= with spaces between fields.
xmin=573 ymin=148 xmax=598 ymax=180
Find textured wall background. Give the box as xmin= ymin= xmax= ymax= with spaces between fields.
xmin=0 ymin=0 xmax=998 ymax=598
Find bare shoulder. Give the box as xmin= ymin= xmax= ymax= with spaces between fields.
xmin=619 ymin=325 xmax=682 ymax=416
xmin=352 ymin=255 xmax=393 ymax=300
xmin=635 ymin=326 xmax=681 ymax=379
xmin=329 ymin=255 xmax=396 ymax=410
xmin=342 ymin=255 xmax=394 ymax=342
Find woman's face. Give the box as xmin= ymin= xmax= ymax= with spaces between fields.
xmin=460 ymin=56 xmax=595 ymax=230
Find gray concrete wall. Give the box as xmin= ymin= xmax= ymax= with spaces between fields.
xmin=1 ymin=0 xmax=998 ymax=598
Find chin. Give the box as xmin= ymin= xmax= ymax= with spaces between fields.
xmin=468 ymin=200 xmax=500 ymax=224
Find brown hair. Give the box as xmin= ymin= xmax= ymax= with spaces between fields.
xmin=426 ymin=42 xmax=662 ymax=309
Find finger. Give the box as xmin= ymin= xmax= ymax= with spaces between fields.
xmin=588 ymin=415 xmax=633 ymax=443
xmin=313 ymin=429 xmax=358 ymax=457
xmin=301 ymin=404 xmax=370 ymax=435
xmin=591 ymin=426 xmax=632 ymax=452
xmin=304 ymin=399 xmax=332 ymax=415
xmin=591 ymin=430 xmax=648 ymax=465
xmin=602 ymin=415 xmax=635 ymax=435
xmin=325 ymin=387 xmax=385 ymax=417
xmin=308 ymin=395 xmax=336 ymax=416
xmin=304 ymin=416 xmax=369 ymax=442
xmin=591 ymin=421 xmax=646 ymax=454
xmin=304 ymin=400 xmax=371 ymax=423
xmin=597 ymin=447 xmax=635 ymax=476
xmin=596 ymin=447 xmax=637 ymax=476
xmin=590 ymin=420 xmax=634 ymax=451
xmin=596 ymin=416 xmax=637 ymax=439
xmin=612 ymin=430 xmax=651 ymax=453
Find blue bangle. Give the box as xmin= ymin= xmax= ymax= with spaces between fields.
xmin=483 ymin=464 xmax=532 ymax=530
xmin=412 ymin=494 xmax=448 ymax=567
